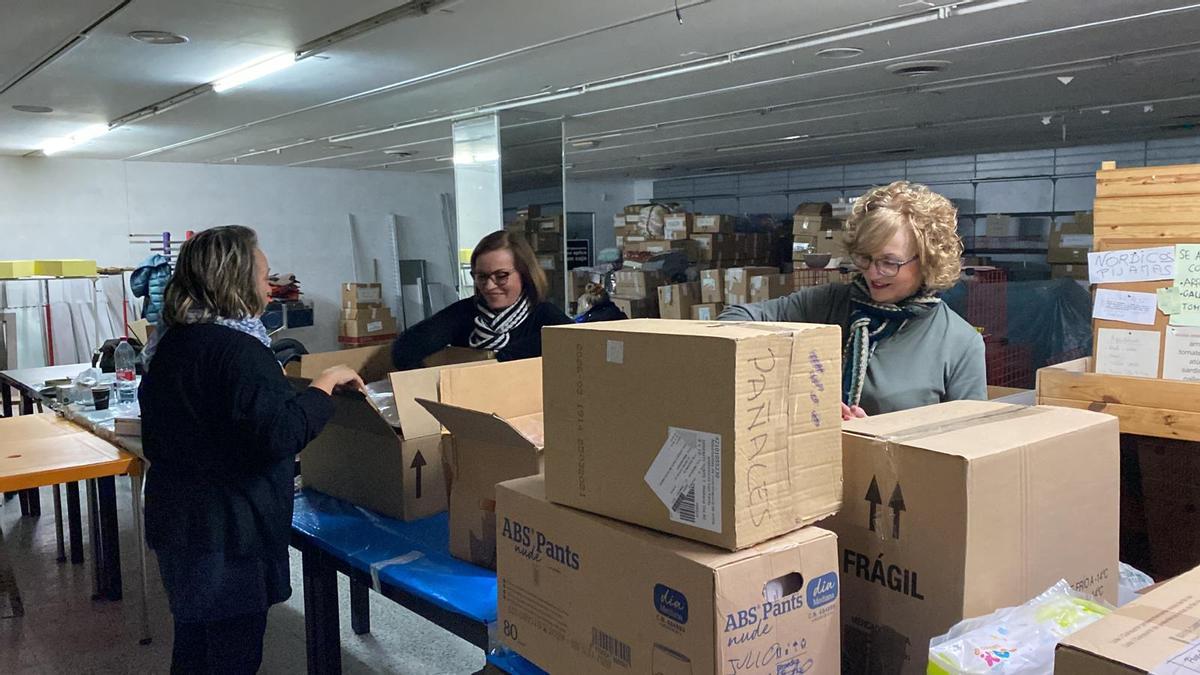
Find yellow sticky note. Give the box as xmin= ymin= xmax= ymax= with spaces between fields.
xmin=1158 ymin=287 xmax=1181 ymax=315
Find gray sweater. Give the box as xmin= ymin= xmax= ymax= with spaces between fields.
xmin=720 ymin=283 xmax=987 ymax=415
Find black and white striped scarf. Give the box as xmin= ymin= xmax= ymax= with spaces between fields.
xmin=469 ymin=295 xmax=532 ymax=351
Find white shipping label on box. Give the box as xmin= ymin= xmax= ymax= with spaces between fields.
xmin=1093 ymin=289 xmax=1159 ymax=326
xmin=1096 ymin=328 xmax=1161 ymax=378
xmin=644 ymin=427 xmax=722 ymax=533
xmin=1163 ymin=326 xmax=1200 ymax=382
xmin=606 ymin=340 xmax=624 ymax=364
xmin=367 ymin=321 xmax=383 ymax=333
xmin=1152 ymin=639 xmax=1200 ymax=675
xmin=1088 ymin=246 xmax=1175 ymax=284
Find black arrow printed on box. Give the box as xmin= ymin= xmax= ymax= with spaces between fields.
xmin=410 ymin=450 xmax=427 ymax=499
xmin=865 ymin=476 xmax=882 ymax=532
xmin=889 ymin=483 xmax=905 ymax=540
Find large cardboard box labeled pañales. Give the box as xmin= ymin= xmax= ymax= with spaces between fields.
xmin=1055 ymin=564 xmax=1200 ymax=674
xmin=822 ymin=401 xmax=1119 ymax=675
xmin=497 ymin=475 xmax=842 ymax=675
xmin=418 ymin=358 xmax=544 ymax=568
xmin=543 ymin=319 xmax=843 ymax=550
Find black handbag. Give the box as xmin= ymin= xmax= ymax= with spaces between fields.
xmin=92 ymin=337 xmax=145 ymax=374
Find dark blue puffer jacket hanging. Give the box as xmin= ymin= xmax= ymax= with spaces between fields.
xmin=130 ymin=254 xmax=172 ymax=324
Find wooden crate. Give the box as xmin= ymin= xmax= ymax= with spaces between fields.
xmin=1036 ymin=357 xmax=1200 ymax=441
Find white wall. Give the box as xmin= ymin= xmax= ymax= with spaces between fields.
xmin=0 ymin=157 xmax=455 ymax=354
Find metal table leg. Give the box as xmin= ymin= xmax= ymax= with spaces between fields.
xmin=301 ymin=545 xmax=342 ymax=675
xmin=96 ymin=476 xmax=121 ymax=601
xmin=86 ymin=479 xmax=100 ymax=598
xmin=0 ymin=380 xmax=12 ymax=418
xmin=0 ymin=524 xmax=23 ymax=619
xmin=66 ymin=482 xmax=83 ymax=564
xmin=350 ymin=576 xmax=371 ymax=635
xmin=129 ymin=471 xmax=151 ymax=644
xmin=52 ymin=485 xmax=65 ymax=562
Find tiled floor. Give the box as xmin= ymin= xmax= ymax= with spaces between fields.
xmin=0 ymin=482 xmax=485 ymax=674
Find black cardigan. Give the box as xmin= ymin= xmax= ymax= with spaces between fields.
xmin=139 ymin=323 xmax=334 ymax=557
xmin=391 ymin=297 xmax=572 ymax=370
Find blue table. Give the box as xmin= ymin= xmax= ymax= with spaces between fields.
xmin=291 ymin=489 xmax=553 ymax=675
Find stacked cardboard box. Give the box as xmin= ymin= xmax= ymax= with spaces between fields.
xmin=656 ymin=282 xmax=700 ymax=319
xmin=497 ymin=320 xmax=846 ymax=674
xmin=509 ymin=213 xmax=566 ymax=305
xmin=340 ymin=283 xmax=397 ymax=343
xmin=1048 ymin=211 xmax=1093 ymax=282
xmin=724 ymin=266 xmax=778 ymax=305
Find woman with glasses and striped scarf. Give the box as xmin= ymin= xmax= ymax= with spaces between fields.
xmin=392 ymin=230 xmax=572 ymax=370
xmin=721 ymin=181 xmax=986 ymax=419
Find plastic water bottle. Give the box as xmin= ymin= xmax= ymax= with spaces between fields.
xmin=114 ymin=338 xmax=137 ymax=408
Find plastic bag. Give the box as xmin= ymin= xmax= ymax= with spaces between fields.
xmin=927 ymin=580 xmax=1113 ymax=674
xmin=1117 ymin=562 xmax=1154 ymax=607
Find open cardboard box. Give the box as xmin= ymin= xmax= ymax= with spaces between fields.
xmin=295 ymin=347 xmax=509 ymax=522
xmin=417 ymin=357 xmax=544 ymax=569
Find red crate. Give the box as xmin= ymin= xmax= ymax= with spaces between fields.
xmin=965 ymin=268 xmax=1008 ymax=339
xmin=984 ymin=337 xmax=1033 ymax=389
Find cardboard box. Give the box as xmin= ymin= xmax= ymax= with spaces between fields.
xmin=793 ymin=216 xmax=843 ymax=235
xmin=985 ymin=214 xmax=1019 ymax=238
xmin=543 ymin=320 xmax=843 ymax=550
xmin=34 ymin=259 xmax=97 ymax=277
xmin=532 ymin=216 xmax=563 ymax=233
xmin=700 ymin=268 xmax=724 ymax=303
xmin=663 ymin=214 xmax=693 ymax=240
xmin=657 ymin=282 xmax=700 ymax=320
xmin=749 ymin=274 xmax=790 ymax=303
xmin=614 ymin=270 xmax=667 ymax=299
xmin=725 ymin=266 xmax=778 ymax=305
xmin=283 ymin=344 xmax=394 ymax=383
xmin=612 ymin=295 xmax=658 ymax=319
xmin=421 ymin=346 xmax=496 ymax=369
xmin=689 ymin=303 xmax=724 ymax=321
xmin=497 ymin=475 xmax=842 ymax=675
xmin=299 ymin=360 xmax=510 ymax=521
xmin=341 ymin=306 xmax=392 ymax=321
xmin=340 ymin=314 xmax=398 ymax=339
xmin=1056 ymin=564 xmax=1200 ymax=674
xmin=1048 ymin=217 xmax=1093 ymax=264
xmin=342 ymin=282 xmax=383 ymax=308
xmin=1051 ymin=263 xmax=1090 ymax=281
xmin=528 ymin=231 xmax=563 ymax=252
xmin=693 ymin=214 xmax=734 ymax=234
xmin=417 ymin=358 xmax=545 ymax=568
xmin=625 ymin=239 xmax=702 ymax=262
xmin=0 ymin=260 xmax=35 ymax=279
xmin=690 ymin=233 xmax=737 ymax=263
xmin=814 ymin=231 xmax=845 ymax=258
xmin=823 ymin=401 xmax=1120 ymax=675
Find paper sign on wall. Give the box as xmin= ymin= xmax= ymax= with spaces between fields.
xmin=1095 ymin=328 xmax=1161 ymax=379
xmin=1092 ymin=289 xmax=1158 ymax=326
xmin=1088 ymin=246 xmax=1175 ymax=284
xmin=1163 ymin=326 xmax=1200 ymax=382
xmin=1173 ymin=244 xmax=1200 ymax=327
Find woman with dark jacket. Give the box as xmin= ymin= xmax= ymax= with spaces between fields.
xmin=392 ymin=229 xmax=572 ymax=370
xmin=139 ymin=225 xmax=364 ymax=673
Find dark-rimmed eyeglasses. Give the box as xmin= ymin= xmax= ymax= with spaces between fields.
xmin=851 ymin=254 xmax=918 ymax=278
xmin=473 ymin=268 xmax=514 ymax=287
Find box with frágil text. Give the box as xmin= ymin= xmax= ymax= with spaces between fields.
xmin=497 ymin=475 xmax=841 ymax=675
xmin=543 ymin=319 xmax=843 ymax=550
xmin=821 ymin=401 xmax=1119 ymax=675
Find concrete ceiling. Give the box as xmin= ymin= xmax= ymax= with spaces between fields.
xmin=2 ymin=0 xmax=1199 ymax=190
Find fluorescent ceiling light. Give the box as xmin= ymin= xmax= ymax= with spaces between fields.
xmin=212 ymin=53 xmax=296 ymax=93
xmin=41 ymin=123 xmax=110 ymax=155
xmin=952 ymin=0 xmax=1030 ymax=16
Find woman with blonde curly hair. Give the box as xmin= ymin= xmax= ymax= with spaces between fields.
xmin=721 ymin=180 xmax=985 ymax=418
